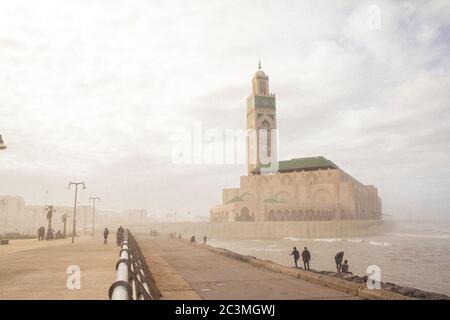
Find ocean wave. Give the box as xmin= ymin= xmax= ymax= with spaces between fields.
xmin=390 ymin=233 xmax=450 ymax=240
xmin=247 ymin=247 xmax=287 ymax=252
xmin=282 ymin=237 xmax=308 ymax=241
xmin=347 ymin=239 xmax=363 ymax=243
xmin=313 ymin=238 xmax=342 ymax=243
xmin=282 ymin=237 xmax=364 ymax=243
xmin=369 ymin=241 xmax=391 ymax=247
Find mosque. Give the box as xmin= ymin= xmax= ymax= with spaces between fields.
xmin=210 ymin=63 xmax=382 ymax=223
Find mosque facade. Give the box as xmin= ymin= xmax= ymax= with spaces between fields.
xmin=210 ymin=64 xmax=382 ymax=223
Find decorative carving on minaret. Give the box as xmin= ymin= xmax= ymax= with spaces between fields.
xmin=246 ymin=62 xmax=278 ymax=175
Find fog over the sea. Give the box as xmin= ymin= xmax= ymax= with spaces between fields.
xmin=0 ymin=0 xmax=449 ymax=220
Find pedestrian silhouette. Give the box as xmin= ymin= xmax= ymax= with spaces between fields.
xmin=335 ymin=251 xmax=344 ymax=272
xmin=203 ymin=235 xmax=207 ymax=244
xmin=190 ymin=235 xmax=196 ymax=243
xmin=116 ymin=226 xmax=124 ymax=246
xmin=103 ymin=227 xmax=109 ymax=244
xmin=290 ymin=246 xmax=300 ymax=268
xmin=301 ymin=246 xmax=311 ymax=270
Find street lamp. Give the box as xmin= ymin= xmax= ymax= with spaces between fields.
xmin=89 ymin=196 xmax=100 ymax=239
xmin=0 ymin=135 xmax=7 ymax=150
xmin=68 ymin=181 xmax=86 ymax=244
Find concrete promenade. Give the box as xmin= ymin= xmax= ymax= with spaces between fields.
xmin=0 ymin=237 xmax=117 ymax=299
xmin=137 ymin=235 xmax=360 ymax=300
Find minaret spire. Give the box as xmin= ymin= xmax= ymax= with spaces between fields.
xmin=258 ymin=60 xmax=261 ymax=70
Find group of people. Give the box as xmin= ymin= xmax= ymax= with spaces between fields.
xmin=290 ymin=246 xmax=311 ymax=270
xmin=290 ymin=247 xmax=352 ymax=275
xmin=37 ymin=226 xmax=63 ymax=240
xmin=189 ymin=235 xmax=207 ymax=244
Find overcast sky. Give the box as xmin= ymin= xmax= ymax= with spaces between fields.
xmin=0 ymin=0 xmax=449 ymax=220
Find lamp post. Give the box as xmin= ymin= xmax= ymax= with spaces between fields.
xmin=89 ymin=196 xmax=100 ymax=239
xmin=45 ymin=205 xmax=55 ymax=240
xmin=0 ymin=134 xmax=6 ymax=150
xmin=68 ymin=181 xmax=86 ymax=244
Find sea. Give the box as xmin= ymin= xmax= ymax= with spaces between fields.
xmin=209 ymin=220 xmax=450 ymax=296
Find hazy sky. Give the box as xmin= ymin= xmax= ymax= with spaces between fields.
xmin=0 ymin=0 xmax=449 ymax=219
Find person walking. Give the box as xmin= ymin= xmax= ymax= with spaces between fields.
xmin=116 ymin=226 xmax=124 ymax=246
xmin=290 ymin=246 xmax=300 ymax=268
xmin=301 ymin=246 xmax=311 ymax=270
xmin=335 ymin=251 xmax=344 ymax=272
xmin=103 ymin=227 xmax=109 ymax=244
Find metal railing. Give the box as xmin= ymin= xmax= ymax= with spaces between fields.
xmin=109 ymin=229 xmax=161 ymax=300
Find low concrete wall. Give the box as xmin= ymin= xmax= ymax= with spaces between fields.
xmin=145 ymin=220 xmax=381 ymax=239
xmin=177 ymin=239 xmax=414 ymax=300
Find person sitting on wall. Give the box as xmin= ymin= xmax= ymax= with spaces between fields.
xmin=290 ymin=246 xmax=300 ymax=268
xmin=341 ymin=260 xmax=353 ymax=275
xmin=335 ymin=251 xmax=344 ymax=272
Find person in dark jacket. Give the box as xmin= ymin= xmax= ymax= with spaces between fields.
xmin=103 ymin=227 xmax=109 ymax=244
xmin=203 ymin=235 xmax=207 ymax=244
xmin=335 ymin=251 xmax=344 ymax=272
xmin=190 ymin=235 xmax=196 ymax=243
xmin=301 ymin=247 xmax=311 ymax=270
xmin=116 ymin=226 xmax=124 ymax=246
xmin=290 ymin=247 xmax=300 ymax=268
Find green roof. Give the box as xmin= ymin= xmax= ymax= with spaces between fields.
xmin=225 ymin=195 xmax=243 ymax=204
xmin=252 ymin=156 xmax=338 ymax=174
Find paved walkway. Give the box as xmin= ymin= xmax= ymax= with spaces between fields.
xmin=0 ymin=237 xmax=117 ymax=299
xmin=137 ymin=235 xmax=359 ymax=300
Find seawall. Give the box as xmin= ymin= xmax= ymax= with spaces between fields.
xmin=144 ymin=220 xmax=383 ymax=240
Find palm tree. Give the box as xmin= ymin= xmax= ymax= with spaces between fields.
xmin=61 ymin=213 xmax=69 ymax=238
xmin=45 ymin=205 xmax=55 ymax=240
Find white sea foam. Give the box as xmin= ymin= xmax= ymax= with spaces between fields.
xmin=369 ymin=240 xmax=391 ymax=246
xmin=282 ymin=237 xmax=308 ymax=241
xmin=313 ymin=238 xmax=342 ymax=243
xmin=347 ymin=239 xmax=363 ymax=243
xmin=390 ymin=233 xmax=450 ymax=240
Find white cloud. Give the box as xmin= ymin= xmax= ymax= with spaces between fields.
xmin=0 ymin=0 xmax=449 ymax=219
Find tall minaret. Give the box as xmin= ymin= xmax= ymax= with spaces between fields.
xmin=246 ymin=61 xmax=277 ymax=175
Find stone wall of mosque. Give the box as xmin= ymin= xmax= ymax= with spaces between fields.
xmin=211 ymin=168 xmax=382 ymax=223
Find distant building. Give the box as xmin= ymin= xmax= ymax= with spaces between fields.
xmin=211 ymin=64 xmax=382 ymax=222
xmin=0 ymin=195 xmax=26 ymax=234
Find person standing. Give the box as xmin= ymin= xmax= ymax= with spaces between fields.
xmin=301 ymin=246 xmax=311 ymax=270
xmin=335 ymin=251 xmax=344 ymax=272
xmin=290 ymin=246 xmax=300 ymax=268
xmin=203 ymin=235 xmax=207 ymax=244
xmin=116 ymin=226 xmax=124 ymax=246
xmin=103 ymin=227 xmax=109 ymax=244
